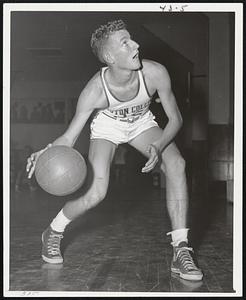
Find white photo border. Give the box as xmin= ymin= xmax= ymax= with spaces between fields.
xmin=3 ymin=2 xmax=243 ymax=297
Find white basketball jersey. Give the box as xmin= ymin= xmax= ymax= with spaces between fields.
xmin=100 ymin=67 xmax=152 ymax=118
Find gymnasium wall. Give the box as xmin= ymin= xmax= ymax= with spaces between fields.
xmin=143 ymin=13 xmax=209 ymax=141
xmin=208 ymin=12 xmax=233 ymax=125
xmin=206 ymin=13 xmax=234 ymax=201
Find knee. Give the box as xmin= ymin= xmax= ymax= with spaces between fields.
xmin=161 ymin=154 xmax=186 ymax=177
xmin=83 ymin=186 xmax=107 ymax=210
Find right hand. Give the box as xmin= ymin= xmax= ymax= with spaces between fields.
xmin=26 ymin=144 xmax=52 ymax=179
xmin=141 ymin=143 xmax=160 ymax=173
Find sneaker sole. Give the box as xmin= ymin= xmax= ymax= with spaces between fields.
xmin=171 ymin=267 xmax=203 ymax=281
xmin=41 ymin=233 xmax=63 ymax=264
xmin=42 ymin=254 xmax=63 ymax=264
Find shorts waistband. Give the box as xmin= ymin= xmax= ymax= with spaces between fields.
xmin=102 ymin=111 xmax=148 ymax=123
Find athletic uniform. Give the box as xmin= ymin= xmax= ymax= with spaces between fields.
xmin=90 ymin=67 xmax=159 ymax=145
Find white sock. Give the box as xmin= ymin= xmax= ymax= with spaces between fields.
xmin=166 ymin=228 xmax=189 ymax=247
xmin=50 ymin=209 xmax=71 ymax=233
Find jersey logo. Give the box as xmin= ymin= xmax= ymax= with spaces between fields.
xmin=109 ymin=100 xmax=151 ymax=118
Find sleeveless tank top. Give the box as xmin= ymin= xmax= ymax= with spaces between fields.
xmin=100 ymin=67 xmax=152 ymax=119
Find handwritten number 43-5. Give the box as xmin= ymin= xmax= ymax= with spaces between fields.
xmin=160 ymin=5 xmax=188 ymax=12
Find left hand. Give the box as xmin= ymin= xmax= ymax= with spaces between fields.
xmin=141 ymin=143 xmax=160 ymax=173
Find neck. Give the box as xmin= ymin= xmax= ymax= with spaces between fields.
xmin=106 ymin=67 xmax=136 ymax=86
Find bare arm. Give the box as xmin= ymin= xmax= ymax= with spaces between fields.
xmin=52 ymin=86 xmax=97 ymax=147
xmin=142 ymin=61 xmax=183 ymax=172
xmin=153 ymin=63 xmax=183 ymax=152
xmin=26 ymin=74 xmax=105 ymax=177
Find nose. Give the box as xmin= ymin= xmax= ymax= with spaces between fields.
xmin=131 ymin=40 xmax=139 ymax=50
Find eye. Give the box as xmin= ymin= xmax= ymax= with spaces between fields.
xmin=122 ymin=40 xmax=128 ymax=46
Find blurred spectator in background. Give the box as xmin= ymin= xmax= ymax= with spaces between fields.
xmin=36 ymin=102 xmax=43 ymax=123
xmin=46 ymin=103 xmax=55 ymax=123
xmin=19 ymin=104 xmax=29 ymax=123
xmin=11 ymin=102 xmax=19 ymax=123
xmin=41 ymin=103 xmax=48 ymax=122
xmin=30 ymin=106 xmax=39 ymax=123
xmin=55 ymin=107 xmax=65 ymax=123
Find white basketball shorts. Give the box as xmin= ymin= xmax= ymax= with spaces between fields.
xmin=90 ymin=110 xmax=159 ymax=145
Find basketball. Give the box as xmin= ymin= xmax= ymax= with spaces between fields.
xmin=35 ymin=145 xmax=87 ymax=196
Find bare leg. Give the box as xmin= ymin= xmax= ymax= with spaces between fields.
xmin=62 ymin=139 xmax=117 ymax=220
xmin=130 ymin=127 xmax=203 ymax=281
xmin=42 ymin=139 xmax=117 ymax=264
xmin=161 ymin=144 xmax=188 ymax=230
xmin=129 ymin=127 xmax=188 ymax=230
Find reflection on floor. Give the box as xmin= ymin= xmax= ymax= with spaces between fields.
xmin=9 ymin=182 xmax=233 ymax=293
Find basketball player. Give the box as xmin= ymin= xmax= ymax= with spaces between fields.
xmin=26 ymin=20 xmax=203 ymax=281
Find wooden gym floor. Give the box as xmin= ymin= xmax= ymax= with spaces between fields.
xmin=7 ymin=175 xmax=234 ymax=295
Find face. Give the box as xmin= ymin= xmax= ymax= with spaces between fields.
xmin=104 ymin=29 xmax=140 ymax=70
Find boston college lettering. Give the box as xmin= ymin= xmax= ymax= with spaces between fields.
xmin=109 ymin=100 xmax=151 ymax=118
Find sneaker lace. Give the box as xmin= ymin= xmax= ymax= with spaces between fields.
xmin=47 ymin=232 xmax=63 ymax=255
xmin=176 ymin=247 xmax=199 ymax=271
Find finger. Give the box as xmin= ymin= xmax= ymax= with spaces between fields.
xmin=26 ymin=158 xmax=33 ymax=172
xmin=142 ymin=161 xmax=158 ymax=172
xmin=142 ymin=145 xmax=159 ymax=172
xmin=142 ymin=156 xmax=158 ymax=173
xmin=145 ymin=146 xmax=158 ymax=166
xmin=27 ymin=151 xmax=39 ymax=168
xmin=144 ymin=155 xmax=156 ymax=168
xmin=28 ymin=164 xmax=36 ymax=179
xmin=142 ymin=163 xmax=156 ymax=173
xmin=142 ymin=161 xmax=158 ymax=173
xmin=28 ymin=157 xmax=37 ymax=178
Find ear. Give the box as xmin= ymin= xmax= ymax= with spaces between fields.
xmin=103 ymin=51 xmax=114 ymax=64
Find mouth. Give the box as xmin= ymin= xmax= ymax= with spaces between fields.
xmin=132 ymin=51 xmax=139 ymax=60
